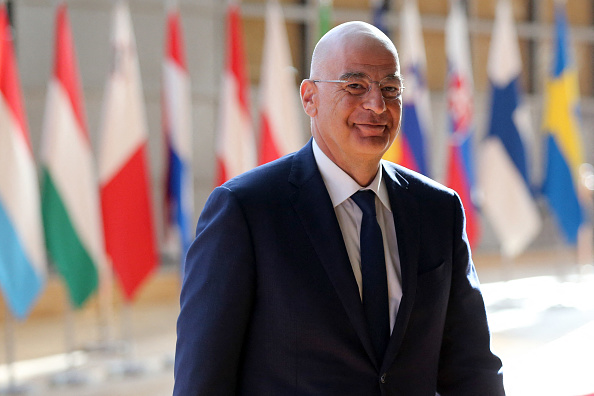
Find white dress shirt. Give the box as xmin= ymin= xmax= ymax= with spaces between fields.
xmin=312 ymin=139 xmax=403 ymax=333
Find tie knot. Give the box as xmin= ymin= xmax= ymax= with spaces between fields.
xmin=351 ymin=190 xmax=377 ymax=217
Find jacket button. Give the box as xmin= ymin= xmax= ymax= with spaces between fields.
xmin=380 ymin=373 xmax=387 ymax=384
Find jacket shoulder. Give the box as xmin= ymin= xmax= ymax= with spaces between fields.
xmin=218 ymin=153 xmax=297 ymax=199
xmin=382 ymin=161 xmax=456 ymax=198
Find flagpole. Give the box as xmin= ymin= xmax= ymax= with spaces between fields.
xmin=83 ymin=261 xmax=125 ymax=355
xmin=97 ymin=263 xmax=118 ymax=351
xmin=577 ymin=164 xmax=594 ymax=278
xmin=495 ymin=251 xmax=519 ymax=311
xmin=107 ymin=301 xmax=147 ymax=377
xmin=0 ymin=309 xmax=29 ymax=395
xmin=50 ymin=302 xmax=89 ymax=386
xmin=499 ymin=250 xmax=514 ymax=284
xmin=553 ymin=238 xmax=574 ymax=281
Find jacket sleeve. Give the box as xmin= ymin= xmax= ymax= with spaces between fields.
xmin=173 ymin=186 xmax=256 ymax=396
xmin=436 ymin=192 xmax=505 ymax=396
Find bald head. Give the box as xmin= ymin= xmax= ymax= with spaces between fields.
xmin=299 ymin=21 xmax=403 ymax=187
xmin=310 ymin=21 xmax=399 ymax=78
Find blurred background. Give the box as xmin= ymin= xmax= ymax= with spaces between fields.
xmin=0 ymin=0 xmax=593 ymax=395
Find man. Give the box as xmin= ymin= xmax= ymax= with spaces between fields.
xmin=174 ymin=21 xmax=504 ymax=395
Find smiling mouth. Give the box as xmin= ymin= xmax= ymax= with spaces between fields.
xmin=356 ymin=124 xmax=387 ymax=135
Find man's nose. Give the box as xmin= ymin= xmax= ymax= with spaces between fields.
xmin=362 ymin=83 xmax=386 ymax=114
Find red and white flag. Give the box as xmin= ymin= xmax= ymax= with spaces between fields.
xmin=258 ymin=0 xmax=303 ymax=164
xmin=215 ymin=3 xmax=256 ymax=185
xmin=98 ymin=1 xmax=157 ymax=301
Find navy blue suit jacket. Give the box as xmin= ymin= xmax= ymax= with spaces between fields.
xmin=174 ymin=140 xmax=504 ymax=395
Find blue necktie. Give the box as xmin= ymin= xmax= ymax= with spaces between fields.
xmin=351 ymin=190 xmax=390 ymax=364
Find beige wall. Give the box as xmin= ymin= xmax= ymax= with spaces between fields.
xmin=10 ymin=0 xmax=594 ymax=258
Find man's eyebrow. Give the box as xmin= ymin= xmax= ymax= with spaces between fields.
xmin=338 ymin=72 xmax=367 ymax=80
xmin=338 ymin=72 xmax=404 ymax=83
xmin=383 ymin=74 xmax=404 ymax=83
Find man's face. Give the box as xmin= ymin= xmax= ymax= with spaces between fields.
xmin=308 ymin=36 xmax=403 ymax=171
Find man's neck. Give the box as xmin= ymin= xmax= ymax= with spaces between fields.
xmin=328 ymin=149 xmax=381 ymax=187
xmin=343 ymin=162 xmax=380 ymax=187
xmin=312 ymin=136 xmax=382 ymax=187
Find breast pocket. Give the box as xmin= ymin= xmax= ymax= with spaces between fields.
xmin=415 ymin=260 xmax=451 ymax=310
xmin=413 ymin=260 xmax=452 ymax=325
xmin=417 ymin=260 xmax=450 ymax=287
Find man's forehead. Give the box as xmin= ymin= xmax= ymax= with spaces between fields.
xmin=311 ymin=22 xmax=399 ymax=78
xmin=335 ymin=53 xmax=401 ymax=78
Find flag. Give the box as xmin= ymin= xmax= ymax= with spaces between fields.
xmin=541 ymin=2 xmax=585 ymax=244
xmin=41 ymin=2 xmax=104 ymax=307
xmin=318 ymin=0 xmax=332 ymax=38
xmin=215 ymin=3 xmax=256 ymax=185
xmin=98 ymin=1 xmax=157 ymax=301
xmin=383 ymin=0 xmax=430 ymax=176
xmin=478 ymin=0 xmax=541 ymax=257
xmin=371 ymin=0 xmax=390 ymax=37
xmin=163 ymin=2 xmax=193 ymax=262
xmin=258 ymin=1 xmax=303 ymax=165
xmin=0 ymin=4 xmax=46 ymax=318
xmin=444 ymin=0 xmax=479 ymax=246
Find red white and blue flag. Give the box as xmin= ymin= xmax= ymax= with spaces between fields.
xmin=163 ymin=2 xmax=193 ymax=262
xmin=0 ymin=3 xmax=47 ymax=318
xmin=383 ymin=0 xmax=430 ymax=175
xmin=445 ymin=0 xmax=479 ymax=246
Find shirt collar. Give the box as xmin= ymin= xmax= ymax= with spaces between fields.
xmin=312 ymin=138 xmax=392 ymax=211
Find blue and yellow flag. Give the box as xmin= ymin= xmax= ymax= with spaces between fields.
xmin=542 ymin=3 xmax=584 ymax=244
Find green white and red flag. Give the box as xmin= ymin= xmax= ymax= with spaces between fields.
xmin=41 ymin=2 xmax=105 ymax=308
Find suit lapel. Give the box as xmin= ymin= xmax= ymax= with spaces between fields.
xmin=289 ymin=141 xmax=378 ymax=367
xmin=381 ymin=163 xmax=421 ymax=370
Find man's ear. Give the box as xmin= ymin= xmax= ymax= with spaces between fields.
xmin=300 ymin=80 xmax=317 ymax=117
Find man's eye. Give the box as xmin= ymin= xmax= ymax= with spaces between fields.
xmin=346 ymin=83 xmax=366 ymax=90
xmin=382 ymin=86 xmax=398 ymax=92
xmin=345 ymin=82 xmax=369 ymax=95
